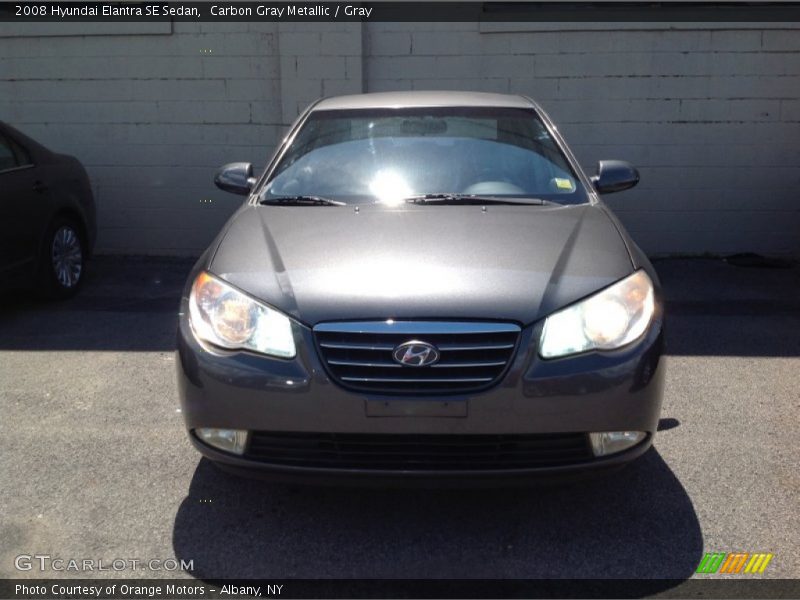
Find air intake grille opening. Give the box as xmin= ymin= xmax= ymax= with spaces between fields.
xmin=246 ymin=431 xmax=594 ymax=471
xmin=314 ymin=321 xmax=521 ymax=394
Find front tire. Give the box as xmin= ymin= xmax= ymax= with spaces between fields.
xmin=40 ymin=217 xmax=86 ymax=299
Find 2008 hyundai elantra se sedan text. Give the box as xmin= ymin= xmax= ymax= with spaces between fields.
xmin=176 ymin=91 xmax=665 ymax=485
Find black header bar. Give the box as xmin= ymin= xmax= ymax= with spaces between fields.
xmin=3 ymin=1 xmax=800 ymax=22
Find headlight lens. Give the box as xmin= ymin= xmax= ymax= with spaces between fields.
xmin=189 ymin=271 xmax=296 ymax=358
xmin=539 ymin=270 xmax=655 ymax=358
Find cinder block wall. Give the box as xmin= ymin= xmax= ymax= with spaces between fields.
xmin=0 ymin=22 xmax=362 ymax=254
xmin=1 ymin=21 xmax=798 ymax=256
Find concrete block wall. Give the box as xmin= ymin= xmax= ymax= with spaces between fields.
xmin=277 ymin=22 xmax=363 ymax=124
xmin=0 ymin=21 xmax=364 ymax=254
xmin=1 ymin=21 xmax=798 ymax=256
xmin=0 ymin=22 xmax=284 ymax=254
xmin=365 ymin=23 xmax=800 ymax=256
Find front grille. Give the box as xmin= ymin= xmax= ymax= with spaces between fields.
xmin=314 ymin=321 xmax=521 ymax=394
xmin=246 ymin=431 xmax=594 ymax=471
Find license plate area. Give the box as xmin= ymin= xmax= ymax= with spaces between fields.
xmin=365 ymin=399 xmax=468 ymax=418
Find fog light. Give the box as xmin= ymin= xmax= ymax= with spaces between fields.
xmin=589 ymin=431 xmax=646 ymax=457
xmin=196 ymin=428 xmax=249 ymax=455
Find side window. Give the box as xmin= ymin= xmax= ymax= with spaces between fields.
xmin=9 ymin=137 xmax=32 ymax=167
xmin=0 ymin=135 xmax=17 ymax=172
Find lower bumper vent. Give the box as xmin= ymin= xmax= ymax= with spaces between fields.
xmin=245 ymin=431 xmax=594 ymax=471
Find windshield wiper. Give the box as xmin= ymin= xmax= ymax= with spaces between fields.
xmin=260 ymin=195 xmax=346 ymax=206
xmin=403 ymin=193 xmax=550 ymax=206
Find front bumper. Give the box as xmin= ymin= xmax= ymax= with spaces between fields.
xmin=176 ymin=302 xmax=665 ymax=484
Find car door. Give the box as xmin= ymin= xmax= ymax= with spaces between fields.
xmin=0 ymin=131 xmax=49 ymax=278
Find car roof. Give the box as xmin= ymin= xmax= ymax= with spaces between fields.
xmin=313 ymin=91 xmax=535 ymax=111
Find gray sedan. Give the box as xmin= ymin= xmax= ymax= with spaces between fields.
xmin=176 ymin=91 xmax=665 ymax=484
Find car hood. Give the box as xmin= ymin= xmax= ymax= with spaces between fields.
xmin=209 ymin=203 xmax=633 ymax=326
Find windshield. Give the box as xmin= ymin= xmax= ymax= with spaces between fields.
xmin=261 ymin=107 xmax=588 ymax=206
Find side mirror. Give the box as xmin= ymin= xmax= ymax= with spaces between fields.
xmin=591 ymin=160 xmax=639 ymax=194
xmin=214 ymin=162 xmax=256 ymax=196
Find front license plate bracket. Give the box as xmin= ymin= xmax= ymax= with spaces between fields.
xmin=365 ymin=399 xmax=468 ymax=418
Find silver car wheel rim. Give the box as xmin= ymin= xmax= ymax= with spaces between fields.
xmin=51 ymin=226 xmax=83 ymax=288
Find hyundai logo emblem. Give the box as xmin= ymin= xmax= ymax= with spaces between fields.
xmin=392 ymin=341 xmax=440 ymax=367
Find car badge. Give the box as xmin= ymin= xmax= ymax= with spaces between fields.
xmin=392 ymin=341 xmax=441 ymax=367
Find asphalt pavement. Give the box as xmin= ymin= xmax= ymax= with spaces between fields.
xmin=0 ymin=256 xmax=798 ymax=589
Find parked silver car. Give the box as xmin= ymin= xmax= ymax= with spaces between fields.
xmin=176 ymin=91 xmax=665 ymax=485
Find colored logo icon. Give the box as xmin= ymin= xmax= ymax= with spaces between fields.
xmin=696 ymin=552 xmax=774 ymax=574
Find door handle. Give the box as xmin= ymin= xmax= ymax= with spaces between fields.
xmin=33 ymin=180 xmax=48 ymax=193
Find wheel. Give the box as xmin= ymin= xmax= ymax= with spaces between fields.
xmin=40 ymin=217 xmax=86 ymax=299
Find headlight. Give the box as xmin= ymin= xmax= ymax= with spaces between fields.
xmin=539 ymin=270 xmax=655 ymax=359
xmin=189 ymin=271 xmax=296 ymax=358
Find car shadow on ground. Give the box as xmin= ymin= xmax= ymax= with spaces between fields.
xmin=0 ymin=257 xmax=193 ymax=351
xmin=172 ymin=447 xmax=702 ymax=586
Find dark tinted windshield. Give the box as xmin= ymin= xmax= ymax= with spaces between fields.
xmin=262 ymin=107 xmax=588 ymax=205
